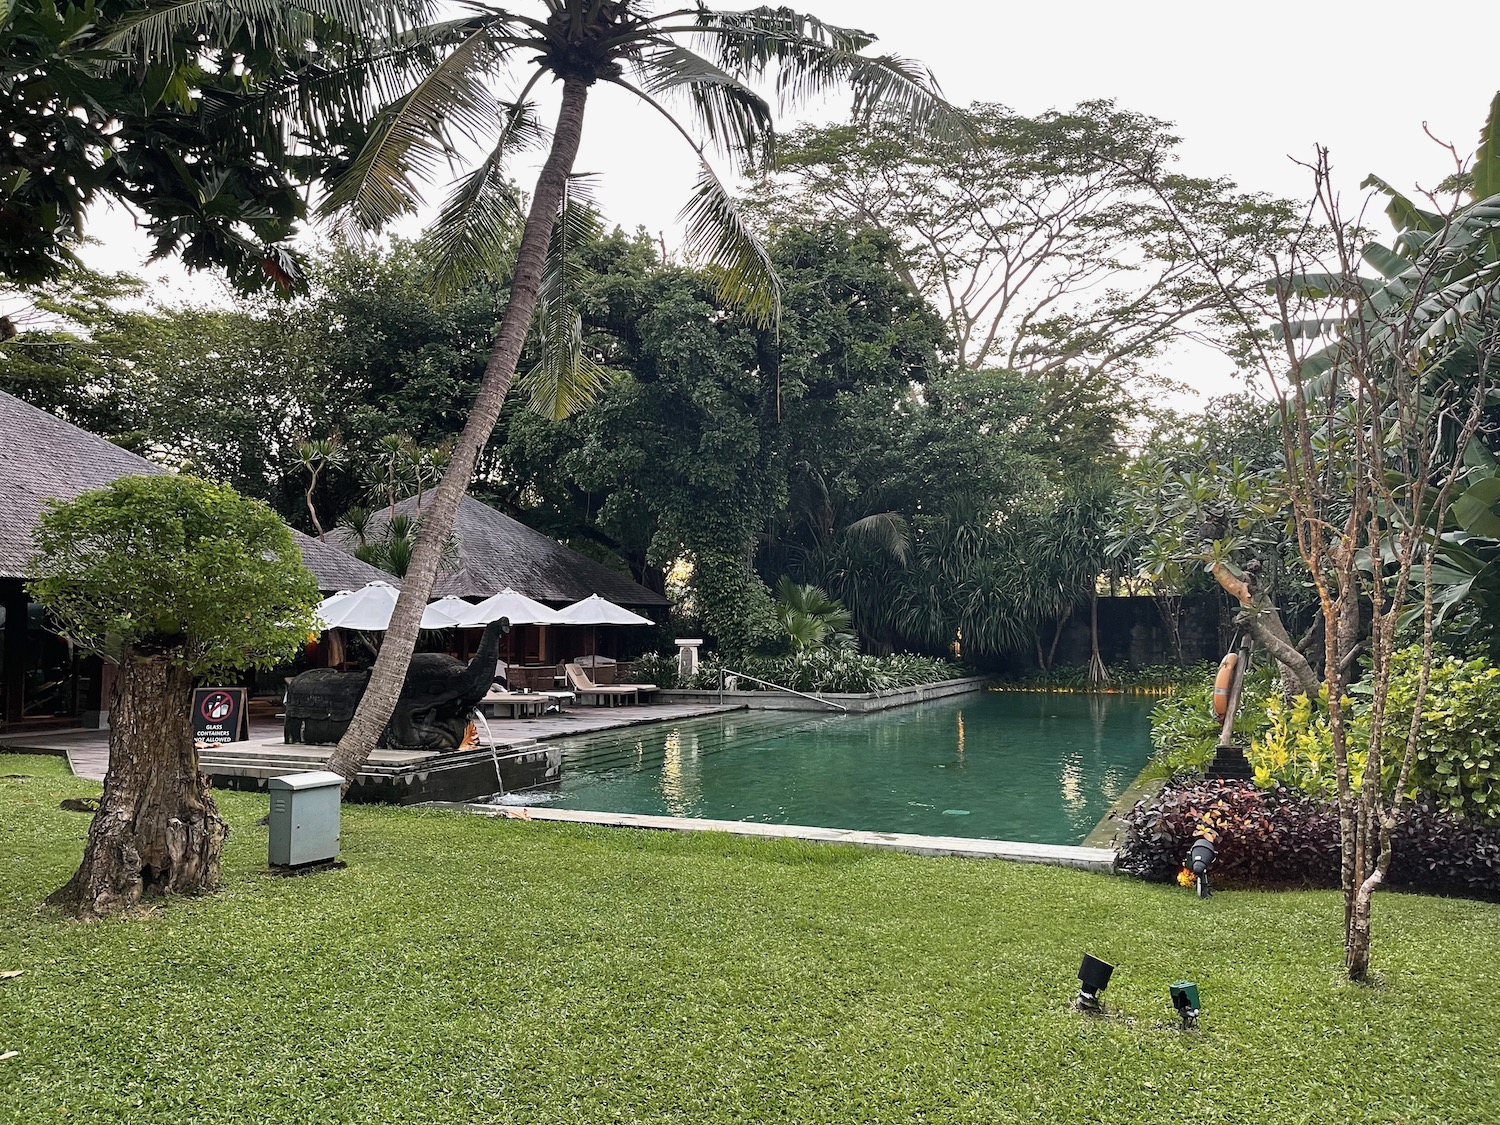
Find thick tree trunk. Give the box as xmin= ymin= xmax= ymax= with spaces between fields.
xmin=49 ymin=650 xmax=226 ymax=918
xmin=327 ymin=79 xmax=592 ymax=787
xmin=1211 ymin=562 xmax=1319 ymax=696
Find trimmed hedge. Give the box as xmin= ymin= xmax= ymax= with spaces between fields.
xmin=1116 ymin=778 xmax=1500 ymax=901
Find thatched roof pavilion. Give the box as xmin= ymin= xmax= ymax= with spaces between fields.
xmin=0 ymin=389 xmax=391 ymax=592
xmin=0 ymin=389 xmax=391 ymax=728
xmin=367 ymin=493 xmax=666 ymax=610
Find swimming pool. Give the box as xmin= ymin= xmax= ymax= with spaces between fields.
xmin=505 ymin=691 xmax=1153 ymax=845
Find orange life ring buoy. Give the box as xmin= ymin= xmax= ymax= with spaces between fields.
xmin=1212 ymin=653 xmax=1238 ymax=721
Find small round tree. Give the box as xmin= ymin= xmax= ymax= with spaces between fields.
xmin=29 ymin=475 xmax=321 ymax=917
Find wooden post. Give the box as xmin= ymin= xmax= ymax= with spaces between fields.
xmin=1206 ymin=637 xmax=1255 ymax=781
xmin=1216 ymin=638 xmax=1252 ymax=749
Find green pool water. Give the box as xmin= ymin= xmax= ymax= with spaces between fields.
xmin=521 ymin=691 xmax=1154 ymax=845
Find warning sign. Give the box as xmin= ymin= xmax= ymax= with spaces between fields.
xmin=192 ymin=687 xmax=249 ymax=746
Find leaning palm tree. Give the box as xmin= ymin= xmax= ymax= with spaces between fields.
xmin=283 ymin=2 xmax=954 ymax=783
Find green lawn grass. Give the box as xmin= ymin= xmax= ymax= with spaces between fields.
xmin=3 ymin=752 xmax=1498 ymax=1124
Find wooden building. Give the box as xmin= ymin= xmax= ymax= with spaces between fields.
xmin=0 ymin=390 xmax=391 ymax=731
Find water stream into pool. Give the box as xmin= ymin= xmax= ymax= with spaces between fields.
xmin=497 ymin=691 xmax=1154 ymax=845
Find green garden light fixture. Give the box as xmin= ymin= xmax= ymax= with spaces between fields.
xmin=1075 ymin=954 xmax=1114 ymax=1014
xmin=1187 ymin=835 xmax=1217 ymax=899
xmin=1169 ymin=981 xmax=1201 ymax=1029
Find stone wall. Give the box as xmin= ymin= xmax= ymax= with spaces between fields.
xmin=1046 ymin=594 xmax=1231 ymax=669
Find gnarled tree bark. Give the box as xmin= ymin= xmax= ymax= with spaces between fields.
xmin=49 ymin=649 xmax=227 ymax=918
xmin=1210 ymin=562 xmax=1319 ymax=697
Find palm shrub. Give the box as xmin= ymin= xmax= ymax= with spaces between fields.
xmin=773 ymin=576 xmax=854 ymax=654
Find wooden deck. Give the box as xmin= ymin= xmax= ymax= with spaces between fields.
xmin=1 ymin=703 xmax=744 ymax=786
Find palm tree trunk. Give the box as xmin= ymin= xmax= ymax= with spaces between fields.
xmin=326 ymin=79 xmax=591 ymax=787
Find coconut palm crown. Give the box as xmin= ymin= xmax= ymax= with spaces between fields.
xmin=242 ymin=0 xmax=953 ymax=782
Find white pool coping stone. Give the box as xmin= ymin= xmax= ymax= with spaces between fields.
xmin=448 ymin=803 xmax=1117 ymax=872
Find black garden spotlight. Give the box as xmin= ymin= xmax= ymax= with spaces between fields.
xmin=1169 ymin=980 xmax=1201 ymax=1030
xmin=1187 ymin=834 xmax=1217 ymax=899
xmin=1075 ymin=954 xmax=1114 ymax=1014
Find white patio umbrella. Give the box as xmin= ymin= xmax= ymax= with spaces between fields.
xmin=315 ymin=581 xmax=400 ymax=631
xmin=554 ymin=594 xmax=654 ymax=662
xmin=420 ymin=595 xmax=478 ymax=629
xmin=316 ymin=582 xmax=475 ymax=631
xmin=554 ymin=594 xmax=654 ymax=627
xmin=458 ymin=587 xmax=562 ymax=627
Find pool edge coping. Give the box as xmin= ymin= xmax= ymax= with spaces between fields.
xmin=427 ymin=801 xmax=1118 ymax=872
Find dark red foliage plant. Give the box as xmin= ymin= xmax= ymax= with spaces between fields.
xmin=1115 ymin=779 xmax=1500 ymax=900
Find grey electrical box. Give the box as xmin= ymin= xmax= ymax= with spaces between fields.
xmin=268 ymin=771 xmax=343 ymax=867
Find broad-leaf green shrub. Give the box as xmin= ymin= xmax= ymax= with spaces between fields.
xmin=1144 ymin=667 xmax=1271 ymax=779
xmin=1380 ymin=647 xmax=1500 ymax=821
xmin=1248 ymin=647 xmax=1500 ymax=823
xmin=1248 ymin=687 xmax=1353 ymax=800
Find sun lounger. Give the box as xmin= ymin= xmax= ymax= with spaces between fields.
xmin=564 ymin=663 xmax=639 ymax=707
xmin=479 ymin=690 xmax=548 ymax=720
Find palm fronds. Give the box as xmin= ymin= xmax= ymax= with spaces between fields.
xmin=514 ymin=178 xmax=615 ymax=420
xmin=320 ymin=16 xmax=514 ymax=231
xmin=424 ymin=94 xmax=548 ymax=296
xmin=98 ymin=0 xmax=432 ymax=59
xmin=635 ymin=44 xmax=774 ymax=167
xmin=678 ymin=161 xmax=780 ymax=325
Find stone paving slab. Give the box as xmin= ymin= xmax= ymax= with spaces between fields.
xmin=444 ymin=803 xmax=1118 ymax=872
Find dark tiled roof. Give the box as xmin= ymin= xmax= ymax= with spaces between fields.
xmin=366 ymin=493 xmax=667 ymax=609
xmin=0 ymin=390 xmax=392 ymax=592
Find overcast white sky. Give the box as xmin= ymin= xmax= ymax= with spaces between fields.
xmin=83 ymin=0 xmax=1500 ymax=404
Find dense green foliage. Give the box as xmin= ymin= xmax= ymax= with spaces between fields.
xmin=27 ymin=475 xmax=320 ymax=674
xmin=1248 ymin=648 xmax=1500 ymax=822
xmin=716 ymin=651 xmax=967 ymax=694
xmin=637 ymin=650 xmax=965 ymax=693
xmin=0 ymin=0 xmax=404 ymax=287
xmin=2 ymin=187 xmax=1140 ymax=670
xmin=993 ymin=664 xmax=1212 ymax=694
xmin=5 ymin=755 xmax=1500 ymax=1124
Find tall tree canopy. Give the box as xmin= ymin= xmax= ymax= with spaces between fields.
xmin=0 ymin=0 xmax=422 ymax=288
xmin=754 ymin=101 xmax=1303 ymax=382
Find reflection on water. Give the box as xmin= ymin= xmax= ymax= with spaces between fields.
xmin=1058 ymin=757 xmax=1085 ymax=810
xmin=658 ymin=727 xmax=704 ymax=816
xmin=546 ymin=692 xmax=1154 ymax=845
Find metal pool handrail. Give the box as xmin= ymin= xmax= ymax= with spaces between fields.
xmin=717 ymin=667 xmax=848 ymax=711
